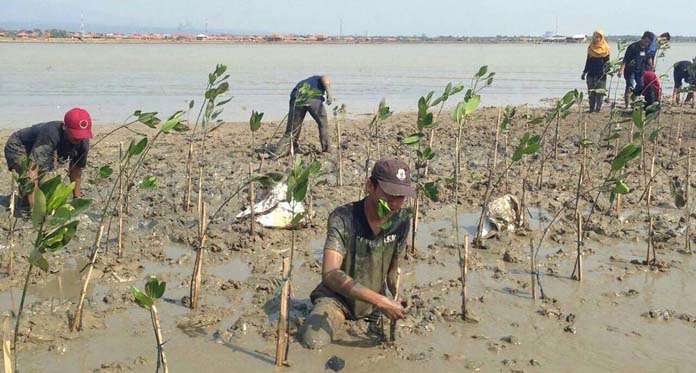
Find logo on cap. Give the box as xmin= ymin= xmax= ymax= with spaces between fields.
xmin=79 ymin=120 xmax=89 ymax=129
xmin=396 ymin=168 xmax=406 ymax=181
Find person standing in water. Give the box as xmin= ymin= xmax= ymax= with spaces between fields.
xmin=581 ymin=30 xmax=611 ymax=113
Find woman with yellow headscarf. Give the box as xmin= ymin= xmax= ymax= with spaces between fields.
xmin=581 ymin=29 xmax=611 ymax=112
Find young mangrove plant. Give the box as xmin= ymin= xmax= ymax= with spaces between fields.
xmin=275 ymin=156 xmax=320 ymax=366
xmin=72 ymin=110 xmax=188 ymax=332
xmin=183 ymin=64 xmax=232 ymax=212
xmin=423 ymin=82 xmax=464 ymax=178
xmin=130 ymin=276 xmax=169 ymax=373
xmin=15 ymin=175 xmax=92 ymax=369
xmin=402 ymin=93 xmax=440 ymax=255
xmin=361 ymin=100 xmax=393 ymax=199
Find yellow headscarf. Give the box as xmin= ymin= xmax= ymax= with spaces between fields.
xmin=588 ymin=29 xmax=610 ymax=58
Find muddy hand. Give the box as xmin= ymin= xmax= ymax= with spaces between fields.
xmin=378 ymin=296 xmax=404 ymax=320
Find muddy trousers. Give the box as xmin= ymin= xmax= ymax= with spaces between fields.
xmin=586 ymin=75 xmax=606 ymax=112
xmin=299 ymin=297 xmax=347 ymax=350
xmin=274 ymin=98 xmax=329 ymax=157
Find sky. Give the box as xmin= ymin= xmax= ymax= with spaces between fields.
xmin=2 ymin=0 xmax=694 ymax=36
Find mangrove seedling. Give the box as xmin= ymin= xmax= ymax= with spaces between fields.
xmin=276 ymin=156 xmax=321 ymax=366
xmin=72 ymin=110 xmax=188 ymax=332
xmin=130 ymin=276 xmax=169 ymax=373
xmin=361 ymin=99 xmax=393 ymax=199
xmin=14 ymin=175 xmax=91 ymax=369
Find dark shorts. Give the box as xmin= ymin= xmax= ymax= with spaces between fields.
xmin=4 ymin=135 xmax=27 ymax=173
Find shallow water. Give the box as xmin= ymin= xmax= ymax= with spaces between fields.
xmin=1 ymin=42 xmax=694 ymax=127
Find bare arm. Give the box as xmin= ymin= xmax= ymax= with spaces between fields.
xmin=321 ymin=75 xmax=333 ymax=104
xmin=26 ymin=161 xmax=39 ymax=208
xmin=69 ymin=165 xmax=83 ymax=198
xmin=322 ymin=249 xmax=404 ymax=320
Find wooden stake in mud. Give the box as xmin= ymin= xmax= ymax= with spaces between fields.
xmin=530 ymin=239 xmax=536 ymax=300
xmin=389 ymin=267 xmax=401 ymax=342
xmin=117 ymin=142 xmax=124 ymax=257
xmin=615 ymin=194 xmax=622 ymax=216
xmin=646 ymin=217 xmax=654 ymax=265
xmin=2 ymin=317 xmax=11 ymax=373
xmin=197 ymin=166 xmax=204 ymax=217
xmin=646 ymin=156 xmax=655 ymax=264
xmin=150 ymin=304 xmax=169 ymax=373
xmin=686 ymin=148 xmax=692 ymax=254
xmin=7 ymin=191 xmax=15 ymax=276
xmin=248 ymin=163 xmax=255 ymax=242
xmin=184 ymin=142 xmax=193 ymax=212
xmin=71 ymin=224 xmax=105 ymax=332
xmin=275 ymin=257 xmax=291 ymax=367
xmin=461 ymin=235 xmax=470 ymax=319
xmin=190 ymin=203 xmax=207 ymax=309
xmin=573 ymin=213 xmax=583 ymax=282
xmin=335 ymin=111 xmax=343 ymax=187
xmin=504 ymin=133 xmax=510 ymax=194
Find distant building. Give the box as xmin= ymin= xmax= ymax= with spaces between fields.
xmin=196 ymin=34 xmax=207 ymax=41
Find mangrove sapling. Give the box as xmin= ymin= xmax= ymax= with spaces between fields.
xmin=473 ymin=109 xmax=502 ymax=248
xmin=249 ymin=110 xmax=264 ymax=161
xmin=402 ymin=94 xmax=441 ymax=255
xmin=183 ymin=64 xmax=232 ymax=212
xmin=130 ymin=276 xmax=169 ymax=373
xmin=189 ymin=171 xmax=283 ymax=310
xmin=72 ymin=111 xmax=188 ymax=332
xmin=332 ymin=104 xmax=347 ymax=187
xmin=361 ymin=99 xmax=393 ymax=200
xmin=14 ymin=175 xmax=92 ymax=368
xmin=423 ymin=82 xmax=464 ymax=178
xmin=275 ymin=157 xmax=321 ymax=366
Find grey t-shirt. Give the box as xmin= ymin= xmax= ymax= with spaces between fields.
xmin=10 ymin=121 xmax=89 ymax=171
xmin=310 ymin=199 xmax=410 ymax=319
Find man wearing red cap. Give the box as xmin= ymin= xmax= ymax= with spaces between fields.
xmin=4 ymin=108 xmax=93 ymax=206
xmin=299 ymin=157 xmax=413 ymax=349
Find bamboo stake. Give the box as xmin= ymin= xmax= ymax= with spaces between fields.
xmin=7 ymin=191 xmax=15 ymax=276
xmin=336 ymin=112 xmax=343 ymax=187
xmin=493 ymin=109 xmax=501 ymax=168
xmin=504 ymin=134 xmax=510 ymax=194
xmin=197 ymin=167 xmax=203 ymax=217
xmin=249 ymin=163 xmax=255 ymax=242
xmin=575 ymin=213 xmax=583 ymax=282
xmin=646 ymin=217 xmax=653 ymax=264
xmin=646 ymin=156 xmax=655 ymax=264
xmin=530 ymin=239 xmax=536 ymax=300
xmin=615 ymin=194 xmax=622 ymax=216
xmin=117 ymin=143 xmax=124 ymax=257
xmin=190 ymin=203 xmax=206 ymax=309
xmin=150 ymin=305 xmax=168 ymax=373
xmin=2 ymin=317 xmax=11 ymax=373
xmin=553 ymin=115 xmax=560 ymax=160
xmin=184 ymin=142 xmax=193 ymax=212
xmin=275 ymin=257 xmax=290 ymax=367
xmin=687 ymin=148 xmax=692 ymax=254
xmin=461 ymin=235 xmax=469 ymax=319
xmin=71 ymin=224 xmax=104 ymax=332
xmin=389 ymin=268 xmax=401 ymax=342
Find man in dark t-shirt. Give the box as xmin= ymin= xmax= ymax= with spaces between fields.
xmin=272 ymin=75 xmax=333 ymax=158
xmin=4 ymin=108 xmax=92 ymax=206
xmin=299 ymin=157 xmax=413 ymax=349
xmin=619 ymin=32 xmax=654 ymax=108
xmin=672 ymin=60 xmax=695 ymax=106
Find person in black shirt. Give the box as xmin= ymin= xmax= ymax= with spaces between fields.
xmin=581 ymin=29 xmax=610 ymax=113
xmin=672 ymin=60 xmax=695 ymax=106
xmin=300 ymin=157 xmax=413 ymax=349
xmin=273 ymin=75 xmax=333 ymax=158
xmin=4 ymin=108 xmax=92 ymax=206
xmin=619 ymin=32 xmax=654 ymax=108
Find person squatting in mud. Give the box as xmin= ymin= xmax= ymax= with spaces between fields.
xmin=3 ymin=108 xmax=93 ymax=207
xmin=299 ymin=157 xmax=413 ymax=349
xmin=272 ymin=75 xmax=333 ymax=158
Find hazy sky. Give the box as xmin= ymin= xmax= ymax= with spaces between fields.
xmin=2 ymin=0 xmax=694 ymax=36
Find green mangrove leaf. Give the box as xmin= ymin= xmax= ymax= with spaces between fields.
xmin=402 ymin=133 xmax=424 ymax=145
xmin=29 ymin=250 xmax=49 ymax=272
xmin=130 ymin=286 xmax=153 ymax=309
xmin=613 ymin=180 xmax=630 ymax=194
xmin=140 ymin=176 xmax=157 ymax=190
xmin=475 ymin=65 xmax=488 ymax=78
xmin=128 ymin=137 xmax=149 ymax=156
xmin=611 ymin=144 xmax=641 ymax=171
xmin=290 ymin=212 xmax=306 ymax=227
xmin=249 ymin=110 xmax=264 ymax=132
xmin=632 ymin=109 xmax=644 ymax=130
xmin=145 ymin=276 xmax=166 ymax=299
xmin=422 ymin=182 xmax=439 ymax=202
xmin=98 ymin=166 xmax=113 ymax=178
xmin=465 ymin=95 xmax=481 ymax=115
xmin=377 ymin=199 xmax=391 ymax=219
xmin=32 ymin=187 xmax=46 ymax=229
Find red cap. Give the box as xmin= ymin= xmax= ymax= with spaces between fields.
xmin=64 ymin=108 xmax=93 ymax=140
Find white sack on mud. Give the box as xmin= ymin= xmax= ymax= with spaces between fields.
xmin=484 ymin=194 xmax=524 ymax=238
xmin=236 ymin=182 xmax=307 ymax=229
